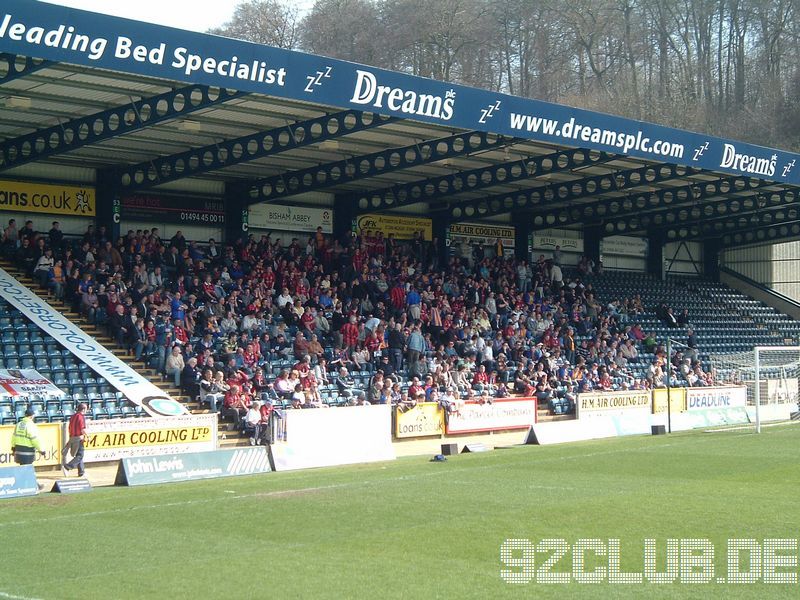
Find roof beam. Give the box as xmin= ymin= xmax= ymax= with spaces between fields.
xmin=114 ymin=110 xmax=397 ymax=193
xmin=243 ymin=131 xmax=514 ymax=205
xmin=663 ymin=201 xmax=800 ymax=241
xmin=598 ymin=185 xmax=793 ymax=237
xmin=718 ymin=221 xmax=800 ymax=248
xmin=0 ymin=85 xmax=245 ymax=172
xmin=0 ymin=54 xmax=53 ymax=85
xmin=525 ymin=175 xmax=777 ymax=232
xmin=359 ymin=147 xmax=615 ymax=215
xmin=447 ymin=161 xmax=704 ymax=222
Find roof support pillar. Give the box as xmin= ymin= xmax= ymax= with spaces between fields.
xmin=646 ymin=228 xmax=665 ymax=280
xmin=96 ymin=170 xmax=120 ymax=244
xmin=583 ymin=225 xmax=602 ymax=267
xmin=513 ymin=212 xmax=532 ymax=262
xmin=703 ymin=238 xmax=721 ymax=280
xmin=333 ymin=194 xmax=357 ymax=248
xmin=224 ymin=184 xmax=247 ymax=247
xmin=432 ymin=215 xmax=448 ymax=270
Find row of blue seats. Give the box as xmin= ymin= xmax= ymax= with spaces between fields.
xmin=0 ymin=403 xmax=145 ymax=424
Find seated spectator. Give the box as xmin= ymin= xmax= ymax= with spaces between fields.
xmin=242 ymin=400 xmax=263 ymax=443
xmin=335 ymin=367 xmax=362 ymax=401
xmin=224 ymin=384 xmax=251 ymax=426
xmin=352 ymin=344 xmax=372 ymax=373
xmin=181 ymin=356 xmax=201 ymax=398
xmin=164 ymin=346 xmax=185 ymax=387
xmin=273 ymin=369 xmax=293 ymax=399
xmin=199 ymin=369 xmax=225 ymax=412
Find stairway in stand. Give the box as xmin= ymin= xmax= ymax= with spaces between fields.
xmin=0 ymin=259 xmax=247 ymax=448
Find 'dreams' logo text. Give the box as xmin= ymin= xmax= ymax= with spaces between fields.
xmin=720 ymin=143 xmax=776 ymax=177
xmin=350 ymin=70 xmax=455 ymax=121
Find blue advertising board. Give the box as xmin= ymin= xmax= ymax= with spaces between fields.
xmin=0 ymin=465 xmax=38 ymax=499
xmin=0 ymin=1 xmax=798 ymax=184
xmin=116 ymin=447 xmax=272 ymax=486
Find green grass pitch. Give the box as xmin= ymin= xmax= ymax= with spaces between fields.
xmin=1 ymin=425 xmax=799 ymax=599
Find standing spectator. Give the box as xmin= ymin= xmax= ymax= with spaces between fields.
xmin=406 ymin=325 xmax=425 ymax=377
xmin=552 ymin=244 xmax=562 ymax=266
xmin=388 ymin=322 xmax=406 ymax=372
xmin=61 ymin=402 xmax=87 ymax=477
xmin=2 ymin=218 xmax=18 ymax=251
xmin=406 ymin=285 xmax=421 ymax=321
xmin=48 ymin=221 xmax=64 ymax=256
xmin=340 ymin=315 xmax=360 ymax=349
xmin=549 ymin=260 xmax=563 ymax=294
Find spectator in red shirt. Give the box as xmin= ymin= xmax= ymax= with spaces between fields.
xmin=62 ymin=402 xmax=87 ymax=477
xmin=472 ymin=364 xmax=489 ymax=393
xmin=340 ymin=315 xmax=360 ymax=348
xmin=224 ymin=384 xmax=251 ymax=427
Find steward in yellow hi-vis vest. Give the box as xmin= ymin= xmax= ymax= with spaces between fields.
xmin=11 ymin=407 xmax=46 ymax=465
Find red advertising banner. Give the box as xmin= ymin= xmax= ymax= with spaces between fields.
xmin=445 ymin=397 xmax=537 ymax=434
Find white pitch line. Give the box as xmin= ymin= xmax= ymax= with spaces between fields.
xmin=0 ymin=482 xmax=354 ymax=529
xmin=705 ymin=419 xmax=800 ymax=433
xmin=0 ymin=591 xmax=44 ymax=600
xmin=0 ymin=435 xmax=742 ymax=530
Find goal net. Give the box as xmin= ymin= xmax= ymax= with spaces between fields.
xmin=709 ymin=346 xmax=800 ymax=431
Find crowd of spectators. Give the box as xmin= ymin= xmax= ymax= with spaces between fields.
xmin=1 ymin=215 xmax=715 ymax=435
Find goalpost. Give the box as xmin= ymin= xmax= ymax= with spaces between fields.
xmin=710 ymin=346 xmax=800 ymax=433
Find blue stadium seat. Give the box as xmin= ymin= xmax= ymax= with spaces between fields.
xmin=0 ymin=405 xmax=14 ymax=424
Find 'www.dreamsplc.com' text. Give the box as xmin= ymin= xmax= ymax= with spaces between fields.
xmin=500 ymin=538 xmax=798 ymax=584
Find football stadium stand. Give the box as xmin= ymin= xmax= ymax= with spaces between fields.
xmin=2 ymin=223 xmax=800 ymax=439
xmin=0 ymin=1 xmax=799 ymax=457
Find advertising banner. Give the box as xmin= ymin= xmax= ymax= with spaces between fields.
xmin=528 ymin=418 xmax=619 ymax=445
xmin=0 ymin=1 xmax=799 ymax=185
xmin=121 ymin=194 xmax=224 ymax=225
xmin=445 ymin=397 xmax=537 ymax=434
xmin=249 ymin=203 xmax=332 ymax=234
xmin=0 ymin=369 xmax=64 ymax=397
xmin=577 ymin=390 xmax=651 ymax=419
xmin=0 ymin=422 xmax=62 ymax=467
xmin=355 ymin=213 xmax=432 ymax=240
xmin=0 ymin=179 xmax=95 ymax=217
xmin=685 ymin=386 xmax=747 ymax=411
xmin=0 ymin=267 xmax=188 ymax=417
xmin=601 ymin=236 xmax=648 ymax=257
xmin=652 ymin=388 xmax=686 ymax=414
xmin=83 ymin=414 xmax=217 ymax=462
xmin=271 ymin=404 xmax=394 ymax=471
xmin=0 ymin=465 xmax=38 ymax=499
xmin=765 ymin=378 xmax=798 ymax=403
xmin=116 ymin=447 xmax=271 ymax=486
xmin=669 ymin=407 xmax=749 ymax=428
xmin=394 ymin=402 xmax=444 ymax=438
xmin=448 ymin=222 xmax=515 ymax=248
xmin=531 ymin=231 xmax=584 ymax=253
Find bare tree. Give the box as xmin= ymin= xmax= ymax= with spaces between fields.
xmin=300 ymin=0 xmax=383 ymax=65
xmin=205 ymin=0 xmax=800 ymax=151
xmin=208 ymin=0 xmax=300 ymax=49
